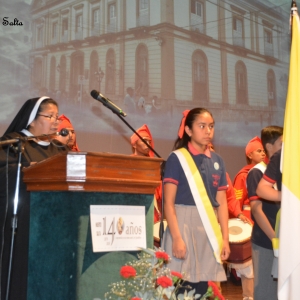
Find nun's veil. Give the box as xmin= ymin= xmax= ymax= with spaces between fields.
xmin=3 ymin=97 xmax=50 ymax=136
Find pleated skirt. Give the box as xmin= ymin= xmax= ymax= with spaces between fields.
xmin=162 ymin=205 xmax=226 ymax=282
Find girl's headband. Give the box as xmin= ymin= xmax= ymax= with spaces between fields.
xmin=178 ymin=110 xmax=190 ymax=138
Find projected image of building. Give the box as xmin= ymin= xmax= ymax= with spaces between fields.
xmin=29 ymin=0 xmax=289 ymax=144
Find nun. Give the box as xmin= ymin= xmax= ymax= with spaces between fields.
xmin=0 ymin=97 xmax=67 ymax=300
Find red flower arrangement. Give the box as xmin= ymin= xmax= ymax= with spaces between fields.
xmin=170 ymin=271 xmax=182 ymax=279
xmin=120 ymin=266 xmax=136 ymax=278
xmin=207 ymin=281 xmax=225 ymax=300
xmin=155 ymin=251 xmax=169 ymax=262
xmin=157 ymin=276 xmax=173 ymax=288
xmin=170 ymin=271 xmax=183 ymax=284
xmin=106 ymin=248 xmax=225 ymax=300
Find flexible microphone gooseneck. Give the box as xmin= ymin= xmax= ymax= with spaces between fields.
xmin=90 ymin=90 xmax=127 ymax=117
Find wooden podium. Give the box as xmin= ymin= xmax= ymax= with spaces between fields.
xmin=23 ymin=152 xmax=163 ymax=300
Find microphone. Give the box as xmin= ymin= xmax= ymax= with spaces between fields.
xmin=4 ymin=128 xmax=69 ymax=153
xmin=56 ymin=128 xmax=69 ymax=137
xmin=29 ymin=129 xmax=70 ymax=141
xmin=90 ymin=90 xmax=127 ymax=117
xmin=6 ymin=129 xmax=70 ymax=153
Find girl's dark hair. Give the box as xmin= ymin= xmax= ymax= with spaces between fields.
xmin=173 ymin=108 xmax=214 ymax=150
xmin=261 ymin=126 xmax=283 ymax=156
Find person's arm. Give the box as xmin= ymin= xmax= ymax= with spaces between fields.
xmin=163 ymin=183 xmax=186 ymax=259
xmin=216 ymin=190 xmax=230 ymax=261
xmin=154 ymin=182 xmax=162 ymax=212
xmin=256 ymin=177 xmax=281 ymax=202
xmin=257 ymin=149 xmax=282 ymax=202
xmin=250 ymin=200 xmax=276 ymax=240
xmin=233 ymin=172 xmax=246 ymax=203
xmin=247 ymin=168 xmax=276 ymax=240
xmin=226 ymin=174 xmax=240 ymax=216
xmin=227 ymin=189 xmax=241 ymax=217
xmin=226 ymin=173 xmax=251 ymax=224
xmin=237 ymin=212 xmax=252 ymax=224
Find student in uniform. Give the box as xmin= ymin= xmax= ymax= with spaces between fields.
xmin=233 ymin=137 xmax=266 ymax=221
xmin=162 ymin=108 xmax=230 ymax=296
xmin=247 ymin=126 xmax=283 ymax=299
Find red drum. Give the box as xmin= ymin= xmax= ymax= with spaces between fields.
xmin=153 ymin=220 xmax=167 ymax=248
xmin=227 ymin=218 xmax=252 ymax=263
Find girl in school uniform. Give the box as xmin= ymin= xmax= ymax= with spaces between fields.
xmin=162 ymin=108 xmax=230 ymax=295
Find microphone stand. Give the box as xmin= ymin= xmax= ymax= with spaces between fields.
xmin=0 ymin=131 xmax=67 ymax=299
xmin=0 ymin=138 xmax=23 ymax=300
xmin=7 ymin=139 xmax=23 ymax=300
xmin=115 ymin=113 xmax=161 ymax=158
xmin=114 ymin=114 xmax=166 ymax=246
xmin=93 ymin=95 xmax=166 ymax=247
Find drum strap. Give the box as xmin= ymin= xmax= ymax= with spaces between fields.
xmin=252 ymin=161 xmax=267 ymax=173
xmin=173 ymin=148 xmax=223 ymax=264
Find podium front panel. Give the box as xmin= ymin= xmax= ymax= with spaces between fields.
xmin=27 ymin=191 xmax=154 ymax=300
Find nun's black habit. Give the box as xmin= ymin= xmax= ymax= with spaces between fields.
xmin=0 ymin=97 xmax=66 ymax=300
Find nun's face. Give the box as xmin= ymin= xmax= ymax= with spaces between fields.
xmin=29 ymin=103 xmax=59 ymax=136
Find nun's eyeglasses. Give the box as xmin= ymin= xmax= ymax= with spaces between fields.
xmin=38 ymin=114 xmax=59 ymax=122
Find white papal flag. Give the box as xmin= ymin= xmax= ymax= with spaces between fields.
xmin=278 ymin=4 xmax=300 ymax=299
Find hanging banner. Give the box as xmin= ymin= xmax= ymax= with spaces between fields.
xmin=90 ymin=205 xmax=146 ymax=252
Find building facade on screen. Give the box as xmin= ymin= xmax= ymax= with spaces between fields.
xmin=30 ymin=0 xmax=289 ymax=125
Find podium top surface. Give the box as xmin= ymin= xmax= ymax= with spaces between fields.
xmin=23 ymin=151 xmax=164 ymax=194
